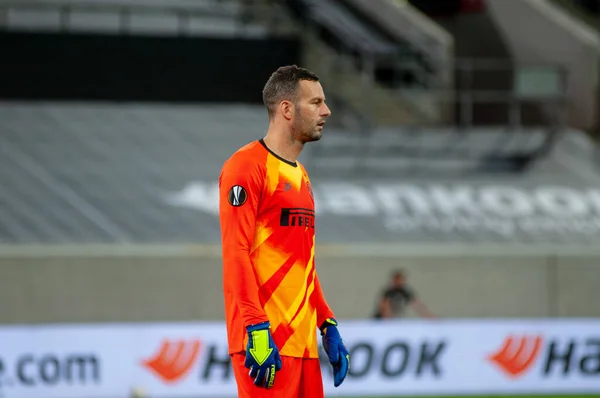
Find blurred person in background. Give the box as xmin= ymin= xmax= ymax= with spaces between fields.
xmin=373 ymin=269 xmax=436 ymax=319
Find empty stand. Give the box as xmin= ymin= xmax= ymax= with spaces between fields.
xmin=0 ymin=0 xmax=301 ymax=103
xmin=0 ymin=0 xmax=592 ymax=230
xmin=1 ymin=102 xmax=599 ymax=245
xmin=0 ymin=0 xmax=269 ymax=37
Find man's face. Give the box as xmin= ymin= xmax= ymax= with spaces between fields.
xmin=393 ymin=275 xmax=404 ymax=287
xmin=291 ymin=80 xmax=331 ymax=143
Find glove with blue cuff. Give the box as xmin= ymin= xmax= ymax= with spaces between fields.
xmin=320 ymin=318 xmax=350 ymax=387
xmin=244 ymin=321 xmax=283 ymax=389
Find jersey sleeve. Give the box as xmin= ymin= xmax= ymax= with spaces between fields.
xmin=313 ymin=272 xmax=335 ymax=328
xmin=219 ymin=157 xmax=269 ymax=327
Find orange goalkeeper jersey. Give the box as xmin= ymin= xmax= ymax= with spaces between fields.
xmin=218 ymin=139 xmax=334 ymax=359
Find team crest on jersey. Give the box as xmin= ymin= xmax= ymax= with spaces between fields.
xmin=228 ymin=185 xmax=248 ymax=207
xmin=305 ymin=179 xmax=314 ymax=199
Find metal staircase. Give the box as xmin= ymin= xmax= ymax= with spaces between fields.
xmin=251 ymin=0 xmax=443 ymax=128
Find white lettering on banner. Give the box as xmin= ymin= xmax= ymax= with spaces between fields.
xmin=164 ymin=183 xmax=220 ymax=215
xmin=384 ymin=215 xmax=517 ymax=236
xmin=588 ymin=190 xmax=600 ymax=214
xmin=429 ymin=185 xmax=481 ymax=215
xmin=164 ymin=182 xmax=600 ymax=236
xmin=535 ymin=187 xmax=589 ymax=217
xmin=319 ymin=183 xmax=379 ymax=215
xmin=519 ymin=217 xmax=600 ymax=235
xmin=480 ymin=186 xmax=534 ymax=217
xmin=373 ymin=185 xmax=432 ymax=215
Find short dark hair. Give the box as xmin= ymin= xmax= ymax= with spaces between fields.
xmin=262 ymin=65 xmax=320 ymax=118
xmin=392 ymin=269 xmax=406 ymax=279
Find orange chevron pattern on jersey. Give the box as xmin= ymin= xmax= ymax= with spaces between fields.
xmin=219 ymin=139 xmax=334 ymax=359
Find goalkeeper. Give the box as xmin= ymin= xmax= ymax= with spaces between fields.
xmin=218 ymin=65 xmax=350 ymax=398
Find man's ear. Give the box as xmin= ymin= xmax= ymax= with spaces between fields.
xmin=280 ymin=100 xmax=294 ymax=121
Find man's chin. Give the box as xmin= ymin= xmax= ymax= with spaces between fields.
xmin=308 ymin=131 xmax=323 ymax=142
xmin=298 ymin=130 xmax=322 ymax=144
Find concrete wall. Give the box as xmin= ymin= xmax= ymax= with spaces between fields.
xmin=486 ymin=0 xmax=600 ymax=130
xmin=0 ymin=244 xmax=599 ymax=324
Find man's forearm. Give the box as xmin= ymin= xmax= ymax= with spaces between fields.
xmin=413 ymin=299 xmax=436 ymax=318
xmin=226 ymin=250 xmax=268 ymax=327
xmin=312 ymin=274 xmax=335 ymax=327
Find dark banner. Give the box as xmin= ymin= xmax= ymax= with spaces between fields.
xmin=0 ymin=32 xmax=301 ymax=102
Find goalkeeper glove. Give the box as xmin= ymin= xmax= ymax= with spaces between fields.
xmin=244 ymin=321 xmax=282 ymax=389
xmin=320 ymin=318 xmax=350 ymax=387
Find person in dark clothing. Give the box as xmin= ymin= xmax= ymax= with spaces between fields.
xmin=373 ymin=269 xmax=436 ymax=319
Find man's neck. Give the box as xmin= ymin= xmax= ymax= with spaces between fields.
xmin=262 ymin=130 xmax=303 ymax=164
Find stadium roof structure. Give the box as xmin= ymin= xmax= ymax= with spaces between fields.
xmin=1 ymin=101 xmax=600 ymax=245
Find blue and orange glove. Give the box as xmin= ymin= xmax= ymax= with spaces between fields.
xmin=320 ymin=318 xmax=350 ymax=387
xmin=244 ymin=321 xmax=283 ymax=389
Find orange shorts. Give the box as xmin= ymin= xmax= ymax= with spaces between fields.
xmin=231 ymin=353 xmax=324 ymax=398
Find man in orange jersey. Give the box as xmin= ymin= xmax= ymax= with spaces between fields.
xmin=218 ymin=65 xmax=350 ymax=398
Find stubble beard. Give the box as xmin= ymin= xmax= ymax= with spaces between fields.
xmin=291 ymin=117 xmax=321 ymax=145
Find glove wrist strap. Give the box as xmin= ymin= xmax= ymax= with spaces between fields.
xmin=319 ymin=317 xmax=338 ymax=335
xmin=246 ymin=321 xmax=270 ymax=333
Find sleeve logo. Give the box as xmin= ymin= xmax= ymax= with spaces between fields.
xmin=228 ymin=185 xmax=248 ymax=207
